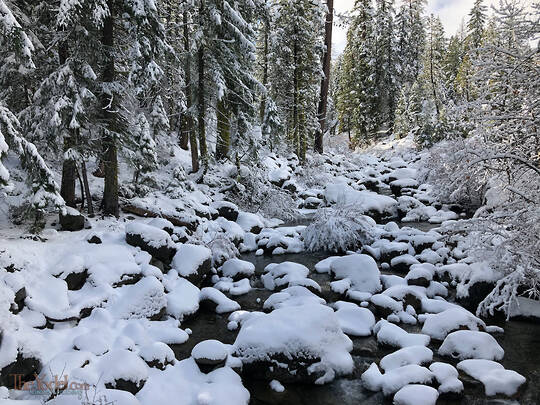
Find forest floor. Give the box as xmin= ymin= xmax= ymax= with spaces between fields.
xmin=0 ymin=135 xmax=538 ymax=405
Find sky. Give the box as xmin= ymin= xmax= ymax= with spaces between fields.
xmin=332 ymin=0 xmax=505 ymax=58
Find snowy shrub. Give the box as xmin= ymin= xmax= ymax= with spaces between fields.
xmin=302 ymin=207 xmax=378 ymax=253
xmin=228 ymin=164 xmax=297 ymax=221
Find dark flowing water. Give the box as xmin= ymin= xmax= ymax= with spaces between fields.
xmin=173 ymin=221 xmax=540 ymax=405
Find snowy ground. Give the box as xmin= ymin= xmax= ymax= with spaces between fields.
xmin=0 ymin=135 xmax=537 ymax=404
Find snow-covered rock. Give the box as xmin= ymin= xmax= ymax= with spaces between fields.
xmin=380 ymin=346 xmax=433 ymax=372
xmin=233 ymin=304 xmax=353 ymax=384
xmin=393 ymin=384 xmax=439 ymax=405
xmin=457 ymin=359 xmax=526 ymax=396
xmin=429 ymin=362 xmax=463 ymax=395
xmin=439 ymin=330 xmax=504 ymax=361
xmin=171 ymin=244 xmax=212 ymax=287
xmin=125 ymin=222 xmax=176 ymax=263
xmin=421 ymin=308 xmax=485 ymax=340
xmin=333 ymin=301 xmax=375 ymax=337
xmin=329 ymin=254 xmax=381 ymax=294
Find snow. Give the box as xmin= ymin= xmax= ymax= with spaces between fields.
xmin=213 ymin=277 xmax=251 ymax=296
xmin=136 ymin=358 xmax=250 ymax=405
xmin=421 ymin=308 xmax=486 ymax=340
xmin=429 ymin=362 xmax=463 ymax=394
xmin=171 ymin=244 xmax=212 ymax=278
xmin=329 ymin=254 xmax=381 ymax=293
xmin=380 ymin=346 xmax=433 ymax=371
xmin=269 ymin=379 xmax=285 ymax=393
xmin=125 ymin=221 xmax=174 ymax=249
xmin=457 ymin=359 xmax=526 ymax=396
xmin=393 ymin=384 xmax=439 ymax=405
xmin=199 ymin=287 xmax=241 ymax=313
xmin=371 ymin=294 xmax=404 ymax=313
xmin=324 ymin=183 xmax=397 ymax=215
xmin=261 ymin=261 xmax=320 ymax=292
xmin=263 ymin=286 xmax=325 ymax=310
xmin=236 ymin=212 xmax=264 ymax=233
xmin=192 ymin=340 xmax=228 ymax=362
xmin=362 ymin=362 xmax=434 ymax=396
xmin=96 ymin=349 xmax=149 ymax=386
xmin=139 ymin=341 xmax=175 ymax=365
xmin=164 ymin=272 xmax=200 ymax=320
xmin=374 ymin=320 xmax=430 ymax=348
xmin=439 ymin=330 xmax=504 ymax=361
xmin=233 ymin=304 xmax=353 ymax=384
xmin=219 ymin=258 xmax=255 ymax=278
xmin=107 ymin=276 xmax=166 ymax=320
xmin=333 ymin=301 xmax=375 ymax=337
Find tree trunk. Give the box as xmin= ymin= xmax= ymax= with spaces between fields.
xmin=293 ymin=29 xmax=299 ymax=159
xmin=216 ymin=98 xmax=230 ymax=160
xmin=101 ymin=0 xmax=119 ymax=217
xmin=197 ymin=0 xmax=208 ymax=168
xmin=259 ymin=7 xmax=269 ymax=122
xmin=81 ymin=160 xmax=94 ymax=216
xmin=58 ymin=38 xmax=77 ymax=208
xmin=183 ymin=4 xmax=199 ymax=171
xmin=315 ymin=0 xmax=333 ymax=154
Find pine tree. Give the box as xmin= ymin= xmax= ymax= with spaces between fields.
xmin=268 ymin=0 xmax=325 ymax=161
xmin=132 ymin=112 xmax=157 ymax=183
xmin=0 ymin=0 xmax=64 ymax=220
xmin=468 ymin=0 xmax=487 ymax=51
xmin=395 ymin=0 xmax=426 ymax=88
xmin=374 ymin=0 xmax=397 ymax=131
xmin=336 ymin=0 xmax=378 ymax=145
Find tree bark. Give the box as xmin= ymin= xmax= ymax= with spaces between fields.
xmin=183 ymin=3 xmax=199 ymax=171
xmin=197 ymin=0 xmax=208 ymax=168
xmin=101 ymin=0 xmax=119 ymax=217
xmin=216 ymin=98 xmax=230 ymax=160
xmin=293 ymin=28 xmax=299 ymax=159
xmin=81 ymin=160 xmax=94 ymax=216
xmin=315 ymin=0 xmax=333 ymax=154
xmin=58 ymin=37 xmax=77 ymax=208
xmin=259 ymin=5 xmax=269 ymax=122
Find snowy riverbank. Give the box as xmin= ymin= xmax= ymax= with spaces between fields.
xmin=1 ymin=138 xmax=538 ymax=405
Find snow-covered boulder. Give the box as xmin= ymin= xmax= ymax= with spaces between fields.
xmin=99 ymin=349 xmax=149 ymax=395
xmin=333 ymin=301 xmax=375 ymax=337
xmin=393 ymin=384 xmax=438 ymax=405
xmin=211 ymin=201 xmax=240 ymax=222
xmin=261 ymin=262 xmax=320 ymax=293
xmin=171 ymin=244 xmax=212 ymax=287
xmin=421 ymin=308 xmax=486 ymax=340
xmin=380 ymin=346 xmax=433 ymax=372
xmin=374 ymin=320 xmax=430 ymax=348
xmin=136 ymin=357 xmax=250 ymax=405
xmin=429 ymin=362 xmax=463 ymax=395
xmin=125 ymin=222 xmax=176 ymax=264
xmin=219 ymin=258 xmax=255 ymax=281
xmin=457 ymin=359 xmax=526 ymax=397
xmin=139 ymin=342 xmax=175 ymax=370
xmin=199 ymin=287 xmax=241 ymax=314
xmin=439 ymin=330 xmax=504 ymax=361
xmin=329 ymin=254 xmax=381 ymax=294
xmin=107 ymin=276 xmax=167 ymax=320
xmin=361 ymin=362 xmax=434 ymax=396
xmin=236 ymin=212 xmax=264 ymax=234
xmin=164 ymin=273 xmax=200 ymax=320
xmin=59 ymin=207 xmax=86 ymax=231
xmin=233 ymin=304 xmax=353 ymax=384
xmin=192 ymin=340 xmax=228 ymax=373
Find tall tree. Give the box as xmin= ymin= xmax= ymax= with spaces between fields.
xmin=315 ymin=0 xmax=333 ymax=153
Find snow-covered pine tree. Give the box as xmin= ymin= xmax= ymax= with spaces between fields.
xmin=19 ymin=0 xmax=101 ymax=209
xmin=335 ymin=0 xmax=378 ymax=145
xmin=0 ymin=0 xmax=64 ymax=222
xmin=395 ymin=0 xmax=426 ymax=88
xmin=132 ymin=112 xmax=158 ymax=184
xmin=468 ymin=0 xmax=487 ymax=51
xmin=415 ymin=14 xmax=447 ymax=146
xmin=268 ymin=0 xmax=325 ymax=161
xmin=374 ymin=0 xmax=397 ymax=132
